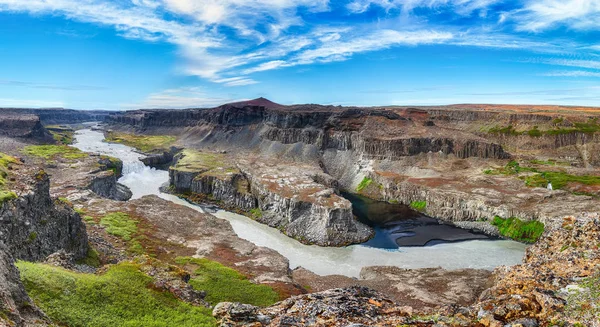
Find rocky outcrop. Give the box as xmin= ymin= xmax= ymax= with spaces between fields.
xmin=107 ymin=102 xmax=510 ymax=160
xmin=0 ymin=171 xmax=88 ymax=261
xmin=0 ymin=108 xmax=117 ymax=125
xmin=141 ymin=146 xmax=181 ymax=169
xmin=168 ymin=150 xmax=373 ymax=246
xmin=0 ymin=114 xmax=54 ymax=142
xmin=88 ymin=170 xmax=132 ymax=201
xmin=213 ymin=286 xmax=412 ymax=327
xmin=0 ymin=243 xmax=49 ymax=326
xmin=0 ymin=169 xmax=89 ymax=327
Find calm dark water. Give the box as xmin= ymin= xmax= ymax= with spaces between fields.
xmin=342 ymin=192 xmax=489 ymax=249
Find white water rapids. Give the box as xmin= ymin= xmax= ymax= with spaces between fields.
xmin=73 ymin=128 xmax=527 ymax=277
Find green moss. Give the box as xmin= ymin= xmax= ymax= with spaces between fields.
xmin=173 ymin=149 xmax=234 ymax=176
xmin=410 ymin=201 xmax=427 ymax=212
xmin=47 ymin=126 xmax=75 ymax=145
xmin=28 ymin=232 xmax=38 ymax=243
xmin=249 ymin=208 xmax=263 ymax=219
xmin=83 ymin=216 xmax=96 ymax=224
xmin=57 ymin=197 xmax=73 ymax=207
xmin=488 ymin=125 xmax=521 ymax=136
xmin=523 ymin=171 xmax=600 ymax=190
xmin=0 ymin=191 xmax=17 ymax=204
xmin=527 ymin=126 xmax=543 ymax=137
xmin=106 ymin=132 xmax=176 ymax=153
xmin=388 ymin=199 xmax=399 ymax=204
xmin=22 ymin=145 xmax=87 ymax=161
xmin=564 ymin=272 xmax=600 ymax=324
xmin=356 ymin=177 xmax=373 ymax=192
xmin=491 ymin=216 xmax=544 ymax=243
xmin=100 ymin=212 xmax=138 ymax=241
xmin=0 ymin=153 xmax=19 ymax=201
xmin=76 ymin=247 xmax=101 ymax=268
xmin=17 ymin=261 xmax=215 ymax=327
xmin=174 ymin=257 xmax=279 ymax=307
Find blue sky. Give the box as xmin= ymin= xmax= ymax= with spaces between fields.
xmin=0 ymin=0 xmax=600 ymax=110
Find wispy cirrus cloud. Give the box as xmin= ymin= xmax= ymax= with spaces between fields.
xmin=0 ymin=79 xmax=107 ymax=91
xmin=346 ymin=0 xmax=500 ymax=15
xmin=541 ymin=70 xmax=600 ymax=77
xmin=513 ymin=0 xmax=600 ymax=32
xmin=0 ymin=0 xmax=598 ymax=90
xmin=121 ymin=86 xmax=243 ymax=109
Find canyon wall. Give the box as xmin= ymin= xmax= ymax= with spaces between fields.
xmin=0 ymin=170 xmax=89 ymax=326
xmin=0 ymin=108 xmax=117 ymax=125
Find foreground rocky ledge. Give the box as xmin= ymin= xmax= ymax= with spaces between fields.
xmin=214 ymin=213 xmax=600 ymax=327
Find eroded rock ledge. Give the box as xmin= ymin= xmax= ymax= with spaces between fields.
xmin=0 ymin=167 xmax=89 ymax=326
xmin=168 ymin=149 xmax=373 ymax=246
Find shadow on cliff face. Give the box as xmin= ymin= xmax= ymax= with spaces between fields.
xmin=341 ymin=192 xmax=488 ymax=248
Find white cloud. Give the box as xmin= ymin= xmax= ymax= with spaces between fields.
xmin=346 ymin=0 xmax=499 ymax=15
xmin=122 ymin=87 xmax=241 ymax=109
xmin=538 ymin=58 xmax=600 ymax=70
xmin=514 ymin=0 xmax=600 ymax=32
xmin=0 ymin=98 xmax=65 ymax=108
xmin=542 ymin=70 xmax=600 ymax=77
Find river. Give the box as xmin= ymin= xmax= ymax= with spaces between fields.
xmin=72 ymin=128 xmax=527 ymax=277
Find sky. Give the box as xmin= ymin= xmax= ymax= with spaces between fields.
xmin=0 ymin=0 xmax=600 ymax=110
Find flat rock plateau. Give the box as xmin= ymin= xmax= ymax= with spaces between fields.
xmin=0 ymin=100 xmax=598 ymax=327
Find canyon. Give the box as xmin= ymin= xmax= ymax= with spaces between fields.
xmin=0 ymin=100 xmax=598 ymax=326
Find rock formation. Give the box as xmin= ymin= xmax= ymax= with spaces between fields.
xmin=0 ymin=165 xmax=89 ymax=326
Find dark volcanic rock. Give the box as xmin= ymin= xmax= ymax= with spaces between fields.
xmin=0 ymin=171 xmax=88 ymax=261
xmin=0 ymin=169 xmax=89 ymax=327
xmin=0 ymin=114 xmax=54 ymax=142
xmin=0 ymin=108 xmax=117 ymax=125
xmin=213 ymin=286 xmax=411 ymax=327
xmin=88 ymin=170 xmax=132 ymax=201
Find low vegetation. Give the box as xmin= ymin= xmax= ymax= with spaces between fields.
xmin=100 ymin=212 xmax=145 ymax=254
xmin=488 ymin=119 xmax=600 ymax=137
xmin=0 ymin=153 xmax=19 ymax=204
xmin=22 ymin=145 xmax=87 ymax=160
xmin=17 ymin=262 xmax=215 ymax=327
xmin=356 ymin=177 xmax=373 ymax=192
xmin=174 ymin=257 xmax=279 ymax=306
xmin=485 ymin=160 xmax=600 ymax=196
xmin=249 ymin=207 xmax=263 ymax=219
xmin=491 ymin=216 xmax=544 ymax=243
xmin=524 ymin=171 xmax=600 ymax=190
xmin=410 ymin=201 xmax=427 ymax=212
xmin=106 ymin=132 xmax=176 ymax=153
xmin=173 ymin=149 xmax=234 ymax=175
xmin=46 ymin=125 xmax=75 ymax=145
xmin=564 ymin=272 xmax=600 ymax=325
xmin=100 ymin=212 xmax=137 ymax=241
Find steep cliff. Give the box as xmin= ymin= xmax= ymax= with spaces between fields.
xmin=168 ymin=149 xmax=373 ymax=246
xmin=0 ymin=108 xmax=117 ymax=125
xmin=0 ymin=164 xmax=89 ymax=326
xmin=0 ymin=114 xmax=54 ymax=142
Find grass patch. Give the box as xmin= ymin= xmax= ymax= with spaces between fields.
xmin=565 ymin=272 xmax=600 ymax=325
xmin=249 ymin=207 xmax=262 ymax=219
xmin=491 ymin=216 xmax=544 ymax=243
xmin=22 ymin=145 xmax=87 ymax=161
xmin=0 ymin=153 xmax=19 ymax=204
xmin=106 ymin=132 xmax=176 ymax=153
xmin=356 ymin=177 xmax=373 ymax=192
xmin=76 ymin=247 xmax=101 ymax=268
xmin=410 ymin=201 xmax=427 ymax=212
xmin=17 ymin=261 xmax=215 ymax=327
xmin=172 ymin=150 xmax=236 ymax=177
xmin=100 ymin=212 xmax=138 ymax=241
xmin=174 ymin=257 xmax=279 ymax=307
xmin=46 ymin=126 xmax=75 ymax=145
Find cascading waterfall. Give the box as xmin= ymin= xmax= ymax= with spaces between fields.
xmin=72 ymin=128 xmax=527 ymax=277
